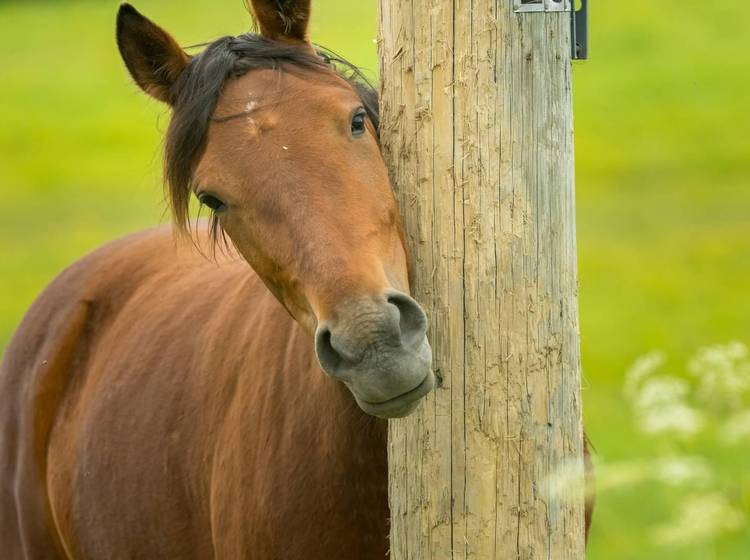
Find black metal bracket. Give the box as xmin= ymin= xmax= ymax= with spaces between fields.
xmin=571 ymin=0 xmax=588 ymax=60
xmin=513 ymin=1 xmax=588 ymax=60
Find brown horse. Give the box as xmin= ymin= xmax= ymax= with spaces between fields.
xmin=0 ymin=2 xmax=591 ymax=558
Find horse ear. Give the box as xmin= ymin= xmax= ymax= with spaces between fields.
xmin=116 ymin=3 xmax=190 ymax=104
xmin=248 ymin=0 xmax=311 ymax=43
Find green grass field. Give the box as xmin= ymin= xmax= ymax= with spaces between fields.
xmin=1 ymin=1 xmax=748 ymax=557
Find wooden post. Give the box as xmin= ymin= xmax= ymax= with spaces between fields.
xmin=379 ymin=1 xmax=585 ymax=558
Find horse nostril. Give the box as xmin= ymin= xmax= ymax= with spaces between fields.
xmin=386 ymin=292 xmax=428 ymax=350
xmin=315 ymin=326 xmax=343 ymax=377
xmin=316 ymin=293 xmax=428 ymax=380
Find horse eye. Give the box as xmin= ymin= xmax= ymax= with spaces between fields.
xmin=351 ymin=109 xmax=367 ymax=137
xmin=197 ymin=193 xmax=226 ymax=212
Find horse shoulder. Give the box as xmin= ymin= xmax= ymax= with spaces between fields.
xmin=0 ymin=227 xmax=230 ymax=557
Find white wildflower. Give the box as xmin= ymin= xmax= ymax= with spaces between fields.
xmin=624 ymin=351 xmax=666 ymax=401
xmin=635 ymin=376 xmax=689 ymax=409
xmin=688 ymin=342 xmax=750 ymax=410
xmin=653 ymin=455 xmax=713 ymax=487
xmin=653 ymin=492 xmax=745 ymax=546
xmin=633 ymin=376 xmax=704 ymax=437
xmin=724 ymin=341 xmax=749 ymax=361
xmin=638 ymin=402 xmax=704 ymax=437
xmin=720 ymin=409 xmax=750 ymax=444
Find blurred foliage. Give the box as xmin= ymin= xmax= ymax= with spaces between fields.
xmin=0 ymin=1 xmax=748 ymax=558
xmin=618 ymin=344 xmax=750 ymax=551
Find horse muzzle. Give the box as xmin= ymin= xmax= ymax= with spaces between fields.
xmin=314 ymin=290 xmax=434 ymax=418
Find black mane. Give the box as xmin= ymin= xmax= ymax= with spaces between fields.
xmin=165 ymin=33 xmax=379 ymax=232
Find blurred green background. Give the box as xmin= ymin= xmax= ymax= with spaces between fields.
xmin=0 ymin=1 xmax=748 ymax=558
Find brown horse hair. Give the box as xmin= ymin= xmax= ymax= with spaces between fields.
xmin=164 ymin=33 xmax=379 ymax=242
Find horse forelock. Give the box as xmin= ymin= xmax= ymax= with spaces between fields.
xmin=163 ymin=33 xmax=379 ymax=242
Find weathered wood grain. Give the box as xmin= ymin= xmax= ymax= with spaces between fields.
xmin=379 ymin=1 xmax=585 ymax=558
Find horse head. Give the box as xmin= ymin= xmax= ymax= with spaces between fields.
xmin=116 ymin=0 xmax=435 ymax=418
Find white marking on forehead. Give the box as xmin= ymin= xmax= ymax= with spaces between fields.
xmin=243 ymin=93 xmax=279 ymax=137
xmin=245 ymin=94 xmax=260 ymax=134
xmin=245 ymin=98 xmax=258 ymax=113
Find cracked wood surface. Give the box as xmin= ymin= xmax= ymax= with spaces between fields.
xmin=379 ymin=1 xmax=585 ymax=558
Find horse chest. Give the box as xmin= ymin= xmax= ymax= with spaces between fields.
xmin=207 ymin=382 xmax=390 ymax=559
